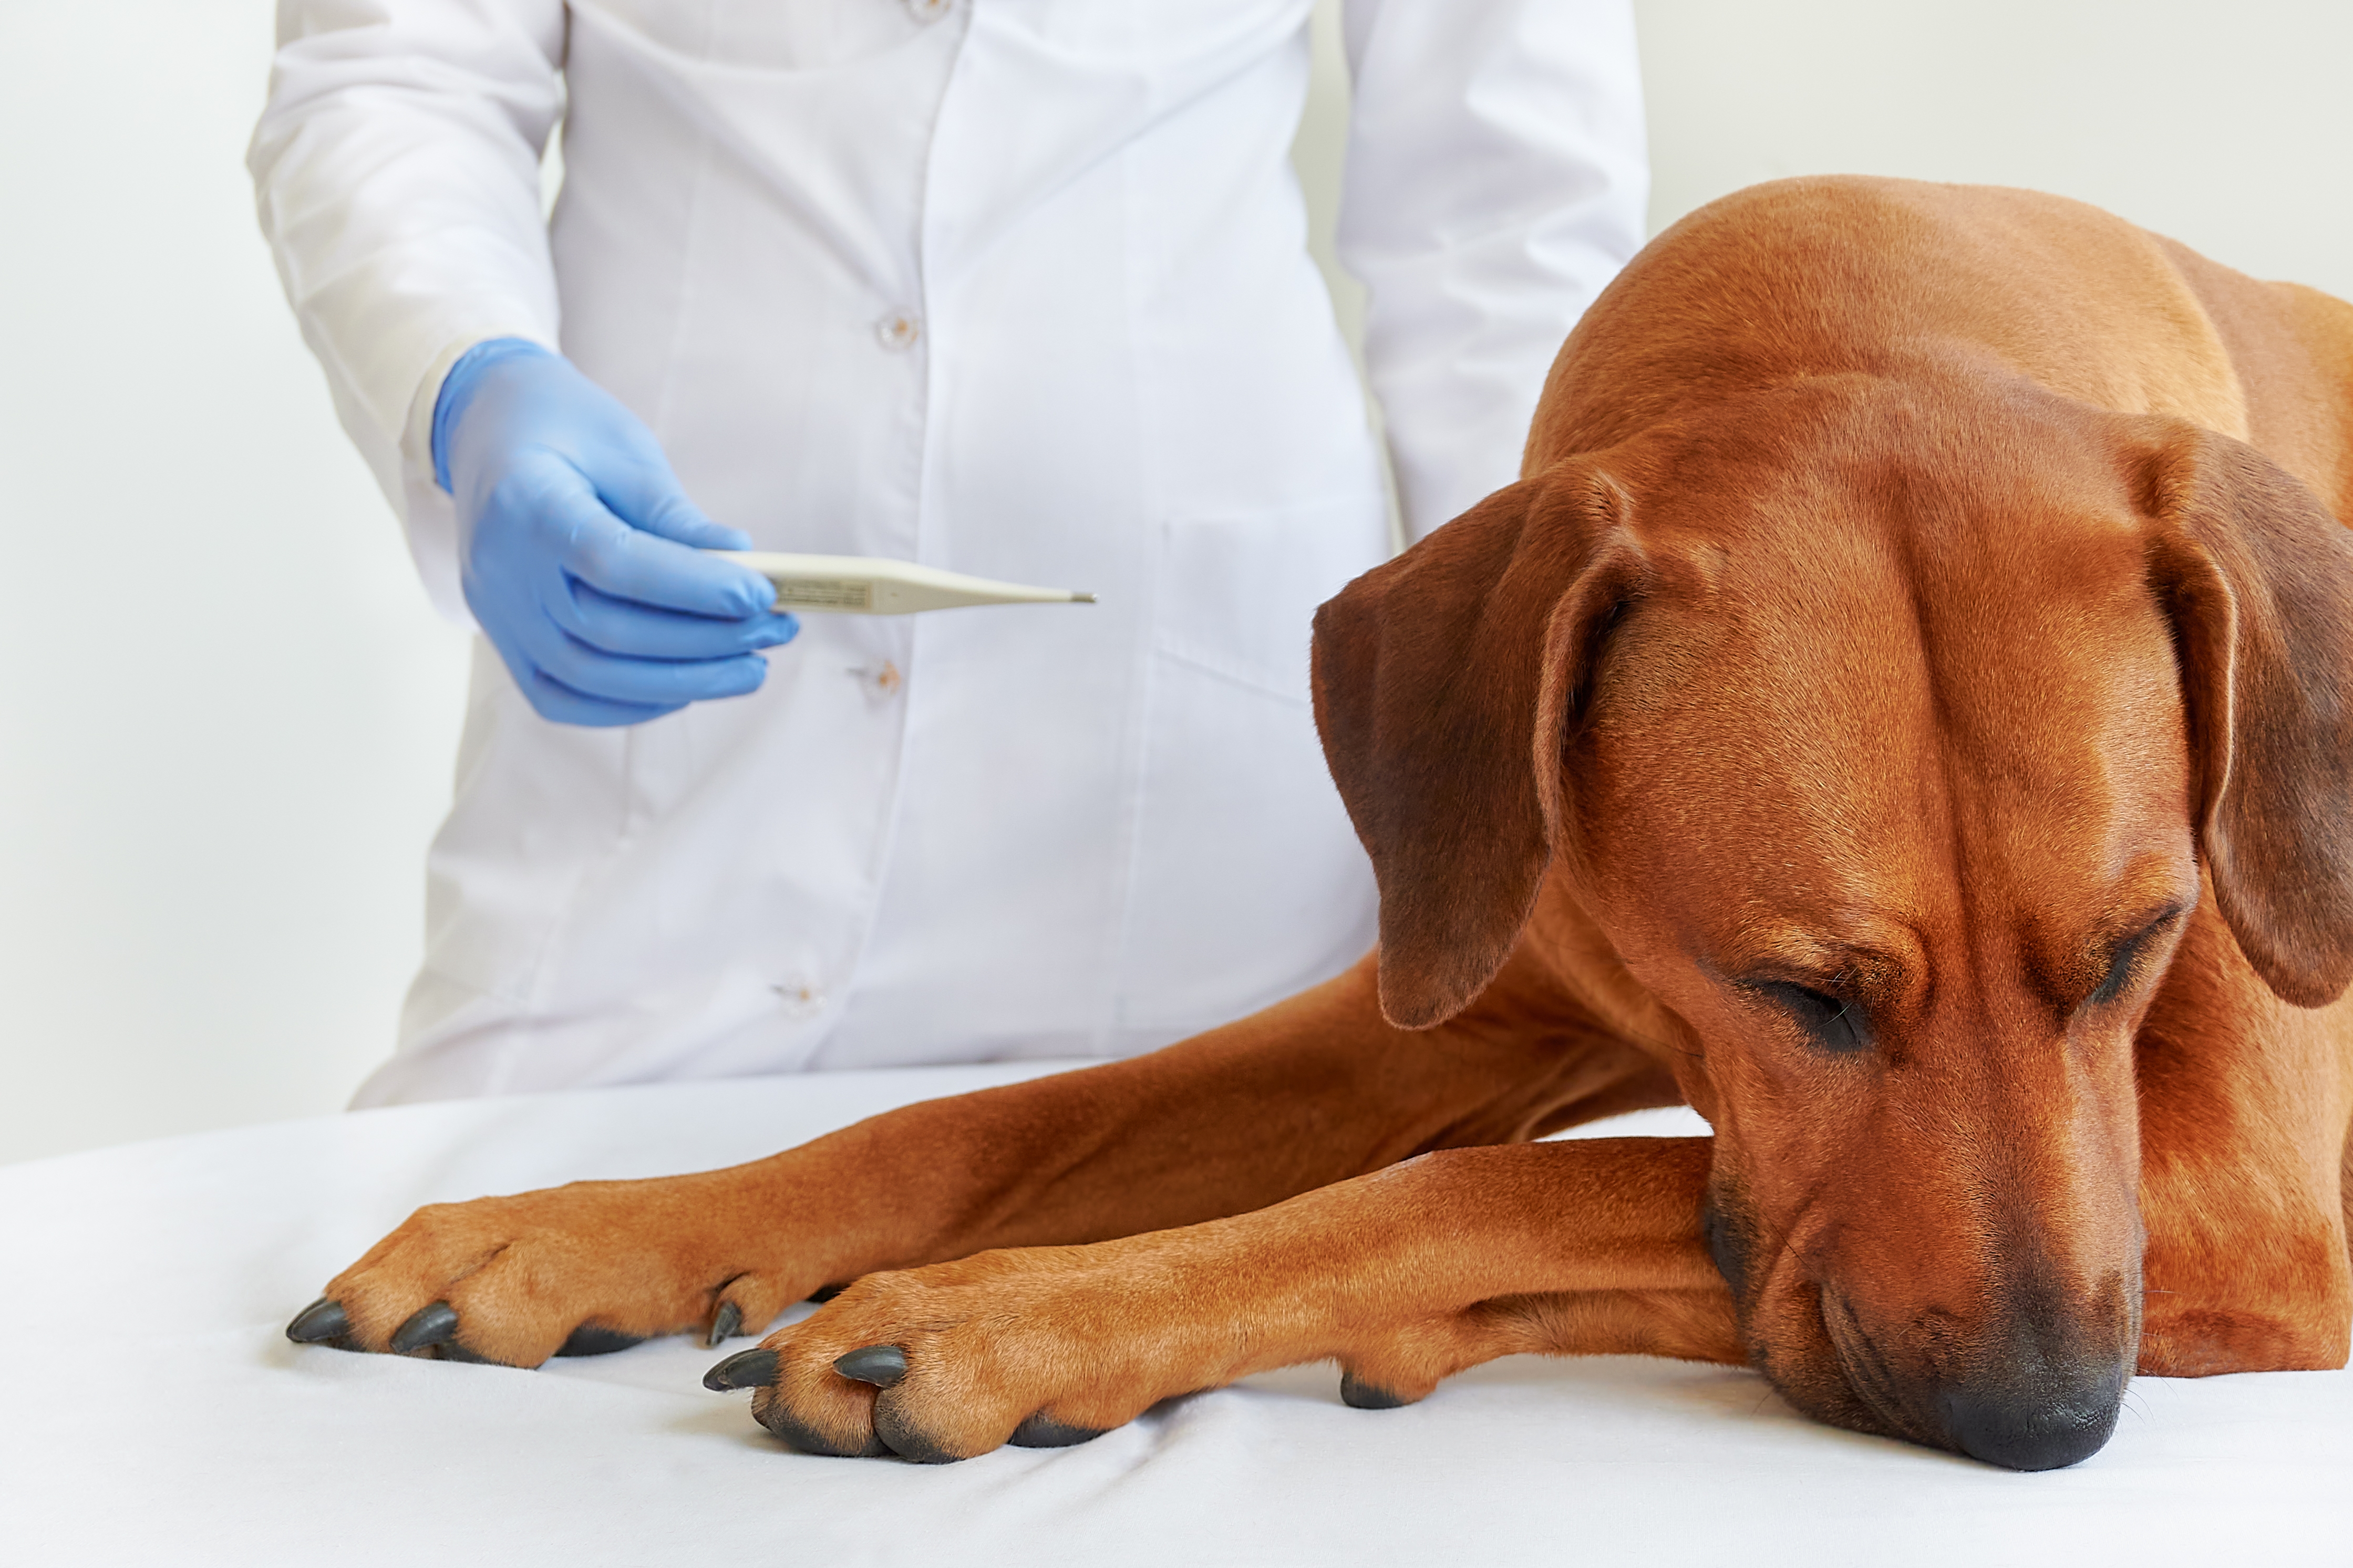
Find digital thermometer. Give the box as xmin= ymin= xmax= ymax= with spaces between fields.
xmin=715 ymin=552 xmax=1097 ymax=615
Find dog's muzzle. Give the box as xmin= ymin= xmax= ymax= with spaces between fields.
xmin=1822 ymin=1287 xmax=2132 ymax=1471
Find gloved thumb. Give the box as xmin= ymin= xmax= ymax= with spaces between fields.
xmin=595 ymin=456 xmax=751 ymax=553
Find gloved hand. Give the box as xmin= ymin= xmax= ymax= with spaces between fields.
xmin=433 ymin=338 xmax=796 ymax=727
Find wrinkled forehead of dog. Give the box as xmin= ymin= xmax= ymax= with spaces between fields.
xmin=1574 ymin=378 xmax=2196 ymax=906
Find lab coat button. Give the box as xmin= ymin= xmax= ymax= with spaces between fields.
xmin=775 ymin=979 xmax=824 ymax=1014
xmin=846 ymin=660 xmax=903 ymax=698
xmin=874 ymin=310 xmax=922 ymax=351
xmin=905 ymin=0 xmax=953 ymax=22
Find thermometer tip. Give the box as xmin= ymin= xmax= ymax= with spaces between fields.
xmin=1072 ymin=591 xmax=1098 ymax=604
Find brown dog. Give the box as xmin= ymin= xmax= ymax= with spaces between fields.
xmin=287 ymin=177 xmax=2353 ymax=1472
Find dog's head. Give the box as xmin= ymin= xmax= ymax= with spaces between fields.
xmin=1311 ymin=375 xmax=2353 ymax=1469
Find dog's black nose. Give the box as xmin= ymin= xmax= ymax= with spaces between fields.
xmin=1936 ymin=1378 xmax=2122 ymax=1471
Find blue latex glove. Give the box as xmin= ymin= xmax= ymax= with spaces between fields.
xmin=432 ymin=338 xmax=797 ymax=726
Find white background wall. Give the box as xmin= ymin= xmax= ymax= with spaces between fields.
xmin=1 ymin=1 xmax=2346 ymax=1164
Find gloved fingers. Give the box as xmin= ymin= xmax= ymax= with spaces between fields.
xmin=512 ymin=611 xmax=772 ymax=710
xmin=551 ymin=578 xmax=800 ymax=662
xmin=477 ymin=624 xmax=688 ymax=728
xmin=539 ymin=480 xmax=776 ymax=620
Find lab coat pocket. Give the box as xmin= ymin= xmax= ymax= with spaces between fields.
xmin=1116 ymin=499 xmax=1388 ymax=1030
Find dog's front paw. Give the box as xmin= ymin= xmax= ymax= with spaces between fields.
xmin=706 ymin=1243 xmax=1230 ymax=1462
xmin=286 ymin=1174 xmax=824 ymax=1368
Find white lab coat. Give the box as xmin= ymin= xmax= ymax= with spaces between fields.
xmin=249 ymin=0 xmax=1647 ymax=1104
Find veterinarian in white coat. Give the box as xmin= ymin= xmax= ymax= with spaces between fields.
xmin=249 ymin=0 xmax=1648 ymax=1105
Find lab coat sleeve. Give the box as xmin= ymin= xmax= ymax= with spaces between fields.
xmin=1337 ymin=0 xmax=1649 ymax=543
xmin=247 ymin=0 xmax=569 ymax=621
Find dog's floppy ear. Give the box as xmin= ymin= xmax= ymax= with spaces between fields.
xmin=2141 ymin=423 xmax=2353 ymax=1007
xmin=1312 ymin=464 xmax=1645 ymax=1028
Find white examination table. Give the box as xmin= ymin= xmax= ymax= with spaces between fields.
xmin=3 ymin=1063 xmax=2347 ymax=1566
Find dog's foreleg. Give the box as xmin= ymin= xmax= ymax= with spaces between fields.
xmin=807 ymin=950 xmax=1678 ymax=1269
xmin=732 ymin=1135 xmax=1740 ymax=1460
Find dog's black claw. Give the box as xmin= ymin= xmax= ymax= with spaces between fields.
xmin=388 ymin=1301 xmax=460 ymax=1354
xmin=1339 ymin=1372 xmax=1415 ymax=1410
xmin=833 ymin=1344 xmax=909 ymax=1388
xmin=285 ymin=1297 xmax=349 ymax=1345
xmin=706 ymin=1301 xmax=742 ymax=1348
xmin=1009 ymin=1412 xmax=1108 ymax=1449
xmin=704 ymin=1348 xmax=780 ymax=1392
xmin=436 ymin=1342 xmax=499 ymax=1365
xmin=555 ymin=1324 xmax=646 ymax=1357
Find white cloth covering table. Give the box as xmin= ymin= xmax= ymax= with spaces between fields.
xmin=3 ymin=1061 xmax=2349 ymax=1566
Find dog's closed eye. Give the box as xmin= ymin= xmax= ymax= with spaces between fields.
xmin=2089 ymin=906 xmax=2186 ymax=1008
xmin=1753 ymin=980 xmax=1870 ymax=1055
